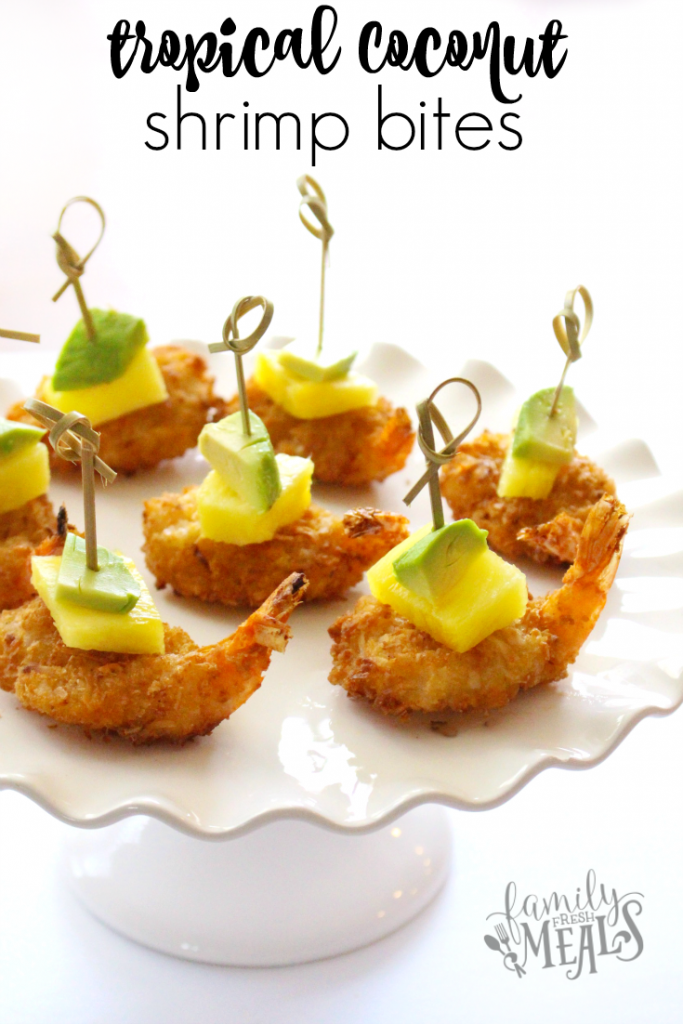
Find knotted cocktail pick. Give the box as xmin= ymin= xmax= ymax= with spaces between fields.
xmin=52 ymin=196 xmax=106 ymax=342
xmin=208 ymin=295 xmax=274 ymax=436
xmin=297 ymin=175 xmax=334 ymax=358
xmin=549 ymin=285 xmax=593 ymax=416
xmin=23 ymin=399 xmax=116 ymax=572
xmin=404 ymin=378 xmax=482 ymax=531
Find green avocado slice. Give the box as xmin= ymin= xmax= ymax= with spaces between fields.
xmin=52 ymin=309 xmax=149 ymax=391
xmin=278 ymin=343 xmax=357 ymax=382
xmin=0 ymin=418 xmax=46 ymax=460
xmin=198 ymin=411 xmax=282 ymax=513
xmin=56 ymin=533 xmax=141 ymax=613
xmin=393 ymin=519 xmax=489 ymax=603
xmin=511 ymin=386 xmax=577 ymax=465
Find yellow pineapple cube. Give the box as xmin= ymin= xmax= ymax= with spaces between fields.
xmin=367 ymin=525 xmax=528 ymax=653
xmin=0 ymin=443 xmax=50 ymax=514
xmin=254 ymin=351 xmax=378 ymax=419
xmin=197 ymin=454 xmax=313 ymax=545
xmin=40 ymin=346 xmax=169 ymax=427
xmin=31 ymin=554 xmax=165 ymax=654
xmin=497 ymin=444 xmax=559 ymax=499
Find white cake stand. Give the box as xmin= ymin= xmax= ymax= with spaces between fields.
xmin=1 ymin=347 xmax=681 ymax=965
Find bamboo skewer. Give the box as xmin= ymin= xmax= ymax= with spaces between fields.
xmin=208 ymin=295 xmax=274 ymax=436
xmin=549 ymin=285 xmax=593 ymax=417
xmin=404 ymin=377 xmax=482 ymax=531
xmin=24 ymin=400 xmax=116 ymax=572
xmin=51 ymin=196 xmax=106 ymax=343
xmin=297 ymin=176 xmax=334 ymax=358
xmin=0 ymin=328 xmax=40 ymax=344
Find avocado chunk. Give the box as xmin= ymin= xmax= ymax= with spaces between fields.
xmin=52 ymin=309 xmax=149 ymax=390
xmin=0 ymin=418 xmax=45 ymax=460
xmin=511 ymin=386 xmax=577 ymax=465
xmin=56 ymin=533 xmax=141 ymax=613
xmin=198 ymin=411 xmax=282 ymax=513
xmin=393 ymin=519 xmax=489 ymax=603
xmin=278 ymin=342 xmax=357 ymax=382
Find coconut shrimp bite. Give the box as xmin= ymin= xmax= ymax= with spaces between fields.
xmin=440 ymin=430 xmax=616 ymax=565
xmin=143 ymin=498 xmax=409 ymax=608
xmin=0 ymin=535 xmax=307 ymax=744
xmin=0 ymin=402 xmax=307 ymax=744
xmin=6 ymin=197 xmax=224 ymax=475
xmin=144 ymin=295 xmax=410 ymax=607
xmin=8 ymin=345 xmax=224 ymax=476
xmin=328 ymin=496 xmax=629 ymax=717
xmin=442 ymin=286 xmax=615 ymax=565
xmin=222 ymin=382 xmax=414 ymax=487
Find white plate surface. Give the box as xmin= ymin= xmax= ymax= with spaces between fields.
xmin=0 ymin=345 xmax=681 ymax=837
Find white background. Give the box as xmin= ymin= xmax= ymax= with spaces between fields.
xmin=1 ymin=1 xmax=682 ymax=1021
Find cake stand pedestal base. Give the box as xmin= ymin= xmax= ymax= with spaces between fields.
xmin=64 ymin=805 xmax=452 ymax=966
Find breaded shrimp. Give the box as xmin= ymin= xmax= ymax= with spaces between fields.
xmin=0 ymin=553 xmax=307 ymax=743
xmin=0 ymin=496 xmax=56 ymax=611
xmin=222 ymin=379 xmax=414 ymax=486
xmin=142 ymin=495 xmax=409 ymax=607
xmin=328 ymin=496 xmax=629 ymax=717
xmin=440 ymin=430 xmax=616 ymax=565
xmin=7 ymin=346 xmax=225 ymax=476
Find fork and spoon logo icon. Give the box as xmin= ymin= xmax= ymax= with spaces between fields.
xmin=484 ymin=923 xmax=526 ymax=978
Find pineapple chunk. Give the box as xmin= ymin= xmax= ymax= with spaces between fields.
xmin=368 ymin=525 xmax=527 ymax=654
xmin=31 ymin=554 xmax=165 ymax=654
xmin=197 ymin=454 xmax=313 ymax=545
xmin=497 ymin=444 xmax=559 ymax=499
xmin=0 ymin=443 xmax=50 ymax=514
xmin=254 ymin=351 xmax=378 ymax=419
xmin=40 ymin=346 xmax=169 ymax=427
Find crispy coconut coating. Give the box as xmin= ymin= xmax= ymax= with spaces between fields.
xmin=222 ymin=379 xmax=414 ymax=486
xmin=440 ymin=430 xmax=616 ymax=565
xmin=0 ymin=540 xmax=307 ymax=743
xmin=0 ymin=496 xmax=56 ymax=611
xmin=329 ymin=496 xmax=629 ymax=717
xmin=7 ymin=345 xmax=225 ymax=476
xmin=142 ymin=493 xmax=410 ymax=607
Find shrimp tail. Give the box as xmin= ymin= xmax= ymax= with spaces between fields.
xmin=529 ymin=495 xmax=630 ymax=680
xmin=225 ymin=572 xmax=308 ymax=656
xmin=118 ymin=573 xmax=308 ymax=742
xmin=564 ymin=496 xmax=631 ymax=589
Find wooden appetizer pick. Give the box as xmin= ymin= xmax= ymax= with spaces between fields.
xmin=0 ymin=327 xmax=40 ymax=344
xmin=142 ymin=294 xmax=409 ymax=607
xmin=440 ymin=285 xmax=615 ymax=566
xmin=1 ymin=299 xmax=40 ymax=347
xmin=24 ymin=399 xmax=116 ymax=571
xmin=6 ymin=196 xmax=223 ymax=475
xmin=328 ymin=375 xmax=630 ymax=719
xmin=220 ymin=175 xmax=415 ymax=486
xmin=208 ymin=294 xmax=274 ymax=435
xmin=51 ymin=195 xmax=106 ymax=342
xmin=549 ymin=285 xmax=593 ymax=416
xmin=297 ymin=174 xmax=334 ymax=360
xmin=405 ymin=377 xmax=483 ymax=531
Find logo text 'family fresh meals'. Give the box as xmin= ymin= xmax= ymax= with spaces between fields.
xmin=484 ymin=870 xmax=644 ymax=981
